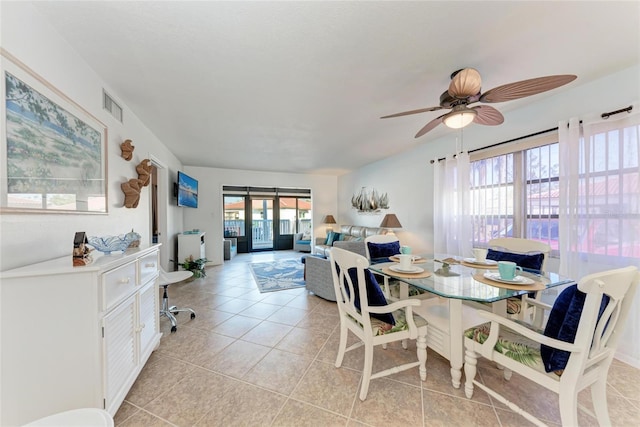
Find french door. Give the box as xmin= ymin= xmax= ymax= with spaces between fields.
xmin=251 ymin=197 xmax=273 ymax=251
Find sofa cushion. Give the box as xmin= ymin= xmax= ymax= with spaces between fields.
xmin=325 ymin=231 xmax=342 ymax=245
xmin=364 ymin=227 xmax=385 ymax=238
xmin=367 ymin=241 xmax=401 ymax=262
xmin=350 ymin=226 xmax=366 ymax=239
xmin=339 ymin=225 xmax=353 ymax=235
xmin=344 ymin=267 xmax=395 ymax=325
xmin=486 ymin=249 xmax=545 ymax=271
xmin=541 ymin=284 xmax=609 ymax=374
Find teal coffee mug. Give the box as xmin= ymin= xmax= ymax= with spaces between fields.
xmin=498 ymin=261 xmax=523 ymax=280
xmin=400 ymin=245 xmax=412 ymax=255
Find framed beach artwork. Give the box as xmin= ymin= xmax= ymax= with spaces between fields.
xmin=1 ymin=49 xmax=108 ymax=214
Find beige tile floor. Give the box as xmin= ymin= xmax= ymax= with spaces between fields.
xmin=115 ymin=251 xmax=640 ymax=426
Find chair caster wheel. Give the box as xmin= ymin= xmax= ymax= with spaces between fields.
xmin=171 ymin=326 xmax=177 ymax=333
xmin=191 ymin=313 xmax=196 ymax=319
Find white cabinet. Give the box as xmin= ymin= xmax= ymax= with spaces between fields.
xmin=0 ymin=245 xmax=162 ymax=426
xmin=178 ymin=231 xmax=206 ymax=262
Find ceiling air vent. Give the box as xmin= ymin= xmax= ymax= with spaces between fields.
xmin=103 ymin=90 xmax=123 ymax=122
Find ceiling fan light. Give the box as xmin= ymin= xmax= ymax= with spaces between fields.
xmin=443 ymin=109 xmax=477 ymax=129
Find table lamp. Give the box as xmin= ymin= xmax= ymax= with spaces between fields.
xmin=323 ymin=215 xmax=337 ymax=233
xmin=380 ymin=213 xmax=402 ymax=235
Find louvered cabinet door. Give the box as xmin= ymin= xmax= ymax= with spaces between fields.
xmin=138 ymin=279 xmax=158 ymax=360
xmin=102 ymin=294 xmax=137 ymax=414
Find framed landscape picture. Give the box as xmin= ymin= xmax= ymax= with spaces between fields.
xmin=1 ymin=49 xmax=108 ymax=214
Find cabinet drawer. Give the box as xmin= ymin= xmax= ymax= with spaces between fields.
xmin=139 ymin=252 xmax=159 ymax=285
xmin=102 ymin=260 xmax=137 ymax=311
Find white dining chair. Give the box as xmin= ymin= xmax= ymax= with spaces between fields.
xmin=329 ymin=247 xmax=428 ymax=400
xmin=463 ymin=265 xmax=639 ymax=427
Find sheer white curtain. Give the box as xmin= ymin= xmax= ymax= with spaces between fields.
xmin=433 ymin=152 xmax=472 ymax=257
xmin=558 ymin=104 xmax=640 ymax=278
xmin=558 ymin=104 xmax=640 ymax=366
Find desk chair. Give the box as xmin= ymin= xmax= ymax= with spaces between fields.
xmin=159 ymin=267 xmax=195 ymax=333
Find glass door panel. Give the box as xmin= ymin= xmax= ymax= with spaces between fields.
xmin=297 ymin=197 xmax=312 ymax=235
xmin=278 ymin=198 xmax=296 ymax=235
xmin=223 ymin=196 xmax=246 ymax=238
xmin=251 ymin=198 xmax=273 ymax=250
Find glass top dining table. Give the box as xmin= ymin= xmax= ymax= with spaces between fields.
xmin=369 ymin=255 xmax=574 ymax=303
xmin=369 ymin=254 xmax=574 ymax=389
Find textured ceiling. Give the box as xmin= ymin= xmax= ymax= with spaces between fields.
xmin=29 ymin=1 xmax=640 ymax=175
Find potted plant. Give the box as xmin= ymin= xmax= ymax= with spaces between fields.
xmin=179 ymin=255 xmax=209 ymax=278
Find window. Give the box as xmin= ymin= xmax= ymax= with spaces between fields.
xmin=223 ymin=195 xmax=246 ymax=237
xmin=472 ymin=118 xmax=640 ymax=263
xmin=470 ymin=137 xmax=560 ymax=255
xmin=563 ymin=121 xmax=640 ymax=260
xmin=278 ymin=197 xmax=312 ymax=235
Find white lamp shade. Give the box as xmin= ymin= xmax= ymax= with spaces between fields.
xmin=443 ymin=108 xmax=477 ymax=129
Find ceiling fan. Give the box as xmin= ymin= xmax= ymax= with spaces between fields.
xmin=381 ymin=68 xmax=577 ymax=138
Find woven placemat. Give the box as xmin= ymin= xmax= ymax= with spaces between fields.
xmin=382 ymin=266 xmax=432 ymax=279
xmin=472 ymin=273 xmax=545 ymax=291
xmin=461 ymin=260 xmax=498 ymax=270
xmin=388 ymin=255 xmax=428 ymax=264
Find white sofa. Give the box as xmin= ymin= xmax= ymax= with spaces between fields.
xmin=313 ymin=225 xmax=386 ymax=257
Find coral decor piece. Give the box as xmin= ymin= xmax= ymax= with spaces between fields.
xmin=121 ymin=178 xmax=142 ymax=208
xmin=351 ymin=187 xmax=389 ymax=212
xmin=136 ymin=158 xmax=152 ymax=187
xmin=120 ymin=139 xmax=135 ymax=160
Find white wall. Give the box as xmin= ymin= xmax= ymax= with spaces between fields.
xmin=0 ymin=3 xmax=185 ymax=271
xmin=337 ymin=65 xmax=640 ymax=366
xmin=182 ymin=166 xmax=337 ymax=265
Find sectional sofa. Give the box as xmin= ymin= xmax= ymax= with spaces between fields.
xmin=313 ymin=225 xmax=386 ymax=256
xmin=304 ymin=225 xmax=388 ymax=301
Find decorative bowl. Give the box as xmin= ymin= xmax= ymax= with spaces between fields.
xmin=88 ymin=235 xmax=132 ymax=255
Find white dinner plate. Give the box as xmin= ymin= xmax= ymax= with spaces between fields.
xmin=463 ymin=258 xmax=498 ymax=266
xmin=389 ymin=265 xmax=424 ymax=274
xmin=393 ymin=255 xmax=423 ymax=261
xmin=483 ymin=272 xmax=535 ymax=285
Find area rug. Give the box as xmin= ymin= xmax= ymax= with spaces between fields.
xmin=250 ymin=259 xmax=305 ymax=293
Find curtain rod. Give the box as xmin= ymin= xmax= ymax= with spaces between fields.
xmin=429 ymin=105 xmax=634 ymax=164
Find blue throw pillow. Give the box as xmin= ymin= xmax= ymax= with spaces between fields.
xmin=541 ymin=284 xmax=609 ymax=373
xmin=325 ymin=231 xmax=342 ymax=246
xmin=486 ymin=249 xmax=545 ymax=271
xmin=340 ymin=266 xmax=395 ymax=325
xmin=367 ymin=241 xmax=401 ymax=262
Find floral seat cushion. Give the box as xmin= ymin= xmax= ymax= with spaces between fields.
xmin=370 ymin=307 xmax=428 ymax=336
xmin=465 ymin=323 xmax=557 ymax=376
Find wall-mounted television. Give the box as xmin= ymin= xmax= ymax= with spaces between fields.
xmin=176 ymin=171 xmax=198 ymax=208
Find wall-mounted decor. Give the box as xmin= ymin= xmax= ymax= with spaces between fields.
xmin=0 ymin=49 xmax=107 ymax=214
xmin=351 ymin=187 xmax=389 ymax=212
xmin=121 ymin=178 xmax=142 ymax=208
xmin=136 ymin=158 xmax=151 ymax=187
xmin=120 ymin=139 xmax=134 ymax=160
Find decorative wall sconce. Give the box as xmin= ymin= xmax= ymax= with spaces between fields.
xmin=351 ymin=187 xmax=389 ymax=212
